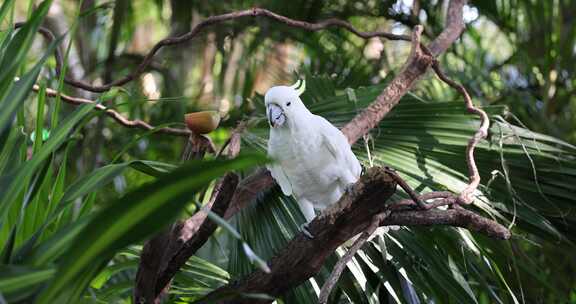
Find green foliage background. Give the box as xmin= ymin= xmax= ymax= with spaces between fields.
xmin=0 ymin=0 xmax=575 ymax=303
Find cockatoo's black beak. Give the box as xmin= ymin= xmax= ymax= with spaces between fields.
xmin=267 ymin=103 xmax=286 ymax=128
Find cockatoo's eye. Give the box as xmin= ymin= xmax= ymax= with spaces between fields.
xmin=286 ymin=102 xmax=291 ymax=107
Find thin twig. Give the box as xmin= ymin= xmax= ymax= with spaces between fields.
xmin=16 ymin=9 xmax=411 ymax=93
xmin=33 ymin=85 xmax=191 ymax=137
xmin=385 ymin=167 xmax=426 ymax=209
xmin=318 ymin=211 xmax=390 ymax=304
xmin=431 ymin=61 xmax=490 ymax=204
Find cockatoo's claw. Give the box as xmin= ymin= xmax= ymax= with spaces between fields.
xmin=299 ymin=223 xmax=314 ymax=239
xmin=344 ymin=183 xmax=355 ymax=196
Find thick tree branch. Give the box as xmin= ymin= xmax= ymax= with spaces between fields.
xmin=224 ymin=169 xmax=274 ymax=219
xmin=151 ymin=124 xmax=245 ymax=299
xmin=383 ymin=208 xmax=510 ymax=240
xmin=134 ymin=173 xmax=239 ymax=304
xmin=134 ymin=123 xmax=246 ymax=303
xmin=197 ymin=167 xmax=510 ymax=304
xmin=153 ymin=173 xmax=239 ymax=298
xmin=341 ymin=25 xmax=431 ymax=144
xmin=134 ymin=230 xmax=172 ymax=304
xmin=135 ymin=135 xmax=199 ymax=304
xmin=427 ymin=0 xmax=466 ymax=57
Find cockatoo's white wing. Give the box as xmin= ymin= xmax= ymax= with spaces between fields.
xmin=267 ymin=138 xmax=293 ymax=196
xmin=314 ymin=115 xmax=362 ymax=179
xmin=267 ymin=163 xmax=293 ymax=196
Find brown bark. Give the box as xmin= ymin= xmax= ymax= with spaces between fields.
xmin=134 ymin=172 xmax=239 ymax=304
xmin=134 ymin=124 xmax=245 ymax=303
xmin=383 ymin=208 xmax=511 ymax=240
xmin=224 ymin=169 xmax=275 ymax=219
xmin=154 ymin=173 xmax=239 ymax=298
xmin=133 ymin=230 xmax=172 ymax=304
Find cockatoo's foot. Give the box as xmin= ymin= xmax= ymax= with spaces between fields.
xmin=299 ymin=223 xmax=314 ymax=239
xmin=343 ymin=183 xmax=356 ymax=196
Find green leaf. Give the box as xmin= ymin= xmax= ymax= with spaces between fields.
xmin=0 ymin=0 xmax=53 ymax=106
xmin=37 ymin=154 xmax=265 ymax=303
xmin=25 ymin=216 xmax=93 ymax=266
xmin=0 ymin=31 xmax=59 ymax=144
xmin=0 ymin=0 xmax=52 ymax=81
xmin=52 ymin=258 xmax=110 ymax=304
xmin=59 ymin=160 xmax=176 ymax=204
xmin=0 ymin=104 xmax=95 ymax=228
xmin=0 ymin=265 xmax=55 ymax=302
xmin=0 ymin=0 xmax=16 ymax=26
xmin=0 ymin=127 xmax=25 ymax=176
xmin=90 ymin=260 xmax=137 ymax=290
xmin=14 ymin=158 xmax=177 ymax=255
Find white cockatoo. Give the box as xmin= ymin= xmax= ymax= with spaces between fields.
xmin=265 ymin=80 xmax=362 ymax=235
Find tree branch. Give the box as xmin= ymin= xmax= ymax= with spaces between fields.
xmin=197 ymin=167 xmax=510 ymax=304
xmin=431 ymin=61 xmax=489 ymax=204
xmin=427 ymin=0 xmax=466 ymax=57
xmin=24 ymin=2 xmax=467 ymax=144
xmin=133 ymin=123 xmax=246 ymax=303
xmin=151 ymin=124 xmax=245 ymax=299
xmin=341 ymin=24 xmax=431 ymax=144
xmin=198 ymin=167 xmax=397 ymax=304
xmin=23 ymin=8 xmax=410 ymax=137
xmin=153 ymin=172 xmax=239 ymax=299
xmin=382 ymin=208 xmax=511 ymax=240
xmin=19 ymin=9 xmax=412 ymax=93
xmin=134 ymin=173 xmax=239 ymax=304
xmin=134 ymin=135 xmax=199 ymax=304
xmin=33 ymin=85 xmax=191 ymax=137
xmin=223 ymin=169 xmax=275 ymax=219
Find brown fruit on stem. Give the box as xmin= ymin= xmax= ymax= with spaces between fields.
xmin=184 ymin=111 xmax=220 ymax=134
